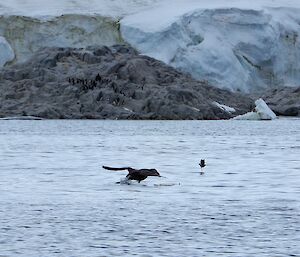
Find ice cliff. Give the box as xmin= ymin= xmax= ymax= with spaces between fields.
xmin=0 ymin=0 xmax=300 ymax=93
xmin=0 ymin=15 xmax=122 ymax=65
xmin=121 ymin=0 xmax=300 ymax=93
xmin=0 ymin=0 xmax=160 ymax=65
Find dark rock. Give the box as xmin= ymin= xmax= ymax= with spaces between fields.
xmin=0 ymin=45 xmax=253 ymax=120
xmin=261 ymin=86 xmax=300 ymax=116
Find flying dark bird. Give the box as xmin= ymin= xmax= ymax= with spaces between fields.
xmin=102 ymin=166 xmax=161 ymax=183
xmin=199 ymin=159 xmax=206 ymax=168
xmin=199 ymin=159 xmax=206 ymax=175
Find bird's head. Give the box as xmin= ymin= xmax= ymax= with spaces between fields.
xmin=149 ymin=169 xmax=161 ymax=177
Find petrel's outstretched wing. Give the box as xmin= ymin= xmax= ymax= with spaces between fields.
xmin=102 ymin=166 xmax=132 ymax=171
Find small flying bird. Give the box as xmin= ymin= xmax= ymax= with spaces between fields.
xmin=199 ymin=159 xmax=206 ymax=175
xmin=102 ymin=166 xmax=161 ymax=183
xmin=199 ymin=159 xmax=206 ymax=168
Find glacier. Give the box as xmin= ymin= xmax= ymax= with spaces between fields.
xmin=121 ymin=0 xmax=300 ymax=93
xmin=0 ymin=0 xmax=160 ymax=17
xmin=1 ymin=0 xmax=300 ymax=93
xmin=0 ymin=0 xmax=161 ymax=66
xmin=0 ymin=15 xmax=122 ymax=65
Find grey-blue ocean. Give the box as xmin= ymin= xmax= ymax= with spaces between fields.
xmin=0 ymin=119 xmax=299 ymax=256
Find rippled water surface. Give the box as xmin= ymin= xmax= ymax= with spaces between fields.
xmin=0 ymin=119 xmax=299 ymax=256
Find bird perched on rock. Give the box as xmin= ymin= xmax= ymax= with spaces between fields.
xmin=102 ymin=166 xmax=161 ymax=183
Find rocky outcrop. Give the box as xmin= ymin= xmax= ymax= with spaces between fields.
xmin=262 ymin=87 xmax=300 ymax=116
xmin=0 ymin=45 xmax=253 ymax=120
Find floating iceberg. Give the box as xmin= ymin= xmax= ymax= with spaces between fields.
xmin=234 ymin=99 xmax=277 ymax=120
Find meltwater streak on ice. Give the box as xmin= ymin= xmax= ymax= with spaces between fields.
xmin=0 ymin=120 xmax=299 ymax=256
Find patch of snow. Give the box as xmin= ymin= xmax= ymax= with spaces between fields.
xmin=234 ymin=98 xmax=276 ymax=120
xmin=213 ymin=102 xmax=236 ymax=113
xmin=123 ymin=107 xmax=133 ymax=113
xmin=190 ymin=107 xmax=200 ymax=112
xmin=0 ymin=36 xmax=14 ymax=67
xmin=233 ymin=111 xmax=261 ymax=120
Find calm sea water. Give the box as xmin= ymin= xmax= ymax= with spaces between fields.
xmin=0 ymin=119 xmax=299 ymax=257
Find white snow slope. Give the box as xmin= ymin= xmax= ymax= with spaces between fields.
xmin=1 ymin=0 xmax=300 ymax=93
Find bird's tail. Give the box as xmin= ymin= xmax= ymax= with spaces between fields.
xmin=102 ymin=166 xmax=131 ymax=171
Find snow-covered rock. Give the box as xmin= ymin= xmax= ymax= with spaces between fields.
xmin=0 ymin=36 xmax=14 ymax=67
xmin=121 ymin=0 xmax=300 ymax=93
xmin=234 ymin=98 xmax=277 ymax=120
